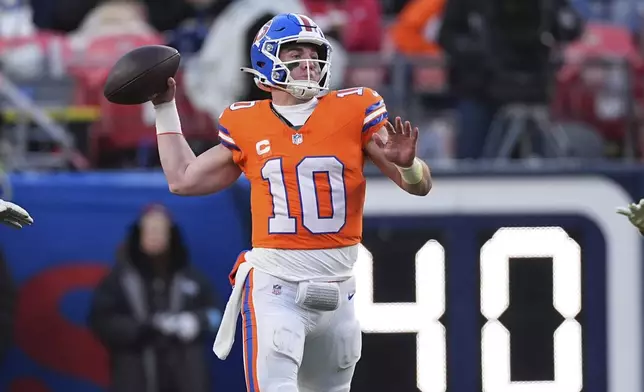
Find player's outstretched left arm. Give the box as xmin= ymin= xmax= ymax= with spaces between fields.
xmin=364 ymin=116 xmax=432 ymax=196
xmin=0 ymin=199 xmax=33 ymax=229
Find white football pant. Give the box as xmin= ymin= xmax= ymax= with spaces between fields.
xmin=241 ymin=269 xmax=361 ymax=392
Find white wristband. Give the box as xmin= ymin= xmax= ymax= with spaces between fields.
xmin=396 ymin=158 xmax=424 ymax=184
xmin=154 ymin=100 xmax=182 ymax=135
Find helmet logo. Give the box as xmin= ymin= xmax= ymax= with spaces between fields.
xmin=254 ymin=20 xmax=272 ymax=47
xmin=295 ymin=14 xmax=316 ymax=33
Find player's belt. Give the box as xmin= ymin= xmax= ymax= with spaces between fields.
xmin=213 ymin=260 xmax=253 ymax=360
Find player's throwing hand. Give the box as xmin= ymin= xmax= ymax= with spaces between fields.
xmin=0 ymin=199 xmax=33 ymax=229
xmin=372 ymin=116 xmax=419 ymax=168
xmin=617 ymin=199 xmax=644 ymax=231
xmin=151 ymin=77 xmax=177 ymax=106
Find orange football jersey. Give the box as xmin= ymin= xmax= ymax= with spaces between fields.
xmin=218 ymin=87 xmax=388 ymax=250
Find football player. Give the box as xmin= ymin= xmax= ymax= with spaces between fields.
xmin=152 ymin=13 xmax=431 ymax=392
xmin=0 ymin=199 xmax=33 ymax=229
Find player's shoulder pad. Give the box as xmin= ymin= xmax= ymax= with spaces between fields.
xmin=330 ymin=87 xmax=388 ymax=132
xmin=330 ymin=86 xmax=381 ymax=101
xmin=218 ymin=100 xmax=261 ymax=124
xmin=330 ymin=86 xmax=385 ymax=111
xmin=217 ymin=101 xmax=260 ymax=151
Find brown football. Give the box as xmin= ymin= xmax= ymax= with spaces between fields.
xmin=103 ymin=45 xmax=180 ymax=105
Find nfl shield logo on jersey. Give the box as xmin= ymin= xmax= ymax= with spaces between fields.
xmin=292 ymin=133 xmax=303 ymax=145
xmin=272 ymin=284 xmax=282 ymax=295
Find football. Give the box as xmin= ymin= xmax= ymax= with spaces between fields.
xmin=103 ymin=45 xmax=181 ymax=105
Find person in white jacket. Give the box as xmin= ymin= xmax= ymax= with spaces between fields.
xmin=0 ymin=199 xmax=33 ymax=229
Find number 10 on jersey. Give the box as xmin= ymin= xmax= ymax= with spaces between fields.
xmin=262 ymin=156 xmax=347 ymax=234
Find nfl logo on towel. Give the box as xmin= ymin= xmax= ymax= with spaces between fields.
xmin=272 ymin=284 xmax=282 ymax=295
xmin=292 ymin=133 xmax=303 ymax=145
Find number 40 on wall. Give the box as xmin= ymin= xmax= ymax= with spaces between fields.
xmin=353 ymin=227 xmax=583 ymax=392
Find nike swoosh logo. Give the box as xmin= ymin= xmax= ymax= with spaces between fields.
xmin=348 ymin=293 xmax=355 ymax=300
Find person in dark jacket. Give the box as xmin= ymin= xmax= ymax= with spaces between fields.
xmin=438 ymin=0 xmax=584 ymax=159
xmin=88 ymin=204 xmax=222 ymax=392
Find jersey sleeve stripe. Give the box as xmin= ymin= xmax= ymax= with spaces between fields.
xmin=363 ymin=105 xmax=387 ymax=125
xmin=217 ymin=124 xmax=240 ymax=150
xmin=364 ymin=99 xmax=384 ymax=116
xmin=218 ymin=125 xmax=240 ymax=151
xmin=362 ymin=106 xmax=388 ymax=132
xmin=219 ymin=137 xmax=240 ymax=151
xmin=219 ymin=133 xmax=239 ymax=150
xmin=218 ymin=124 xmax=232 ymax=136
xmin=218 ymin=131 xmax=236 ymax=145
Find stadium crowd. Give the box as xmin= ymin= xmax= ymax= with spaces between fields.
xmin=0 ymin=0 xmax=642 ymax=171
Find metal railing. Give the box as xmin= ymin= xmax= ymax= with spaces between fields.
xmin=0 ymin=71 xmax=89 ymax=170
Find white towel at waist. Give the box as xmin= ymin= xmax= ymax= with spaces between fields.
xmin=213 ymin=261 xmax=252 ymax=360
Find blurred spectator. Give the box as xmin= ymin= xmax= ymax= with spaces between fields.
xmin=387 ymin=0 xmax=446 ymax=56
xmin=88 ymin=204 xmax=222 ymax=392
xmin=553 ymin=22 xmax=644 ymax=157
xmin=66 ymin=0 xmax=158 ymax=52
xmin=0 ymin=71 xmax=4 ymax=150
xmin=0 ymin=247 xmax=15 ymax=365
xmin=381 ymin=0 xmax=413 ymax=15
xmin=0 ymin=0 xmax=35 ymax=38
xmin=33 ymin=0 xmax=231 ymax=37
xmin=635 ymin=3 xmax=644 ymax=53
xmin=149 ymin=0 xmax=233 ymax=56
xmin=33 ymin=0 xmax=100 ymax=33
xmin=0 ymin=0 xmax=46 ymax=79
xmin=303 ymin=0 xmax=384 ymax=52
xmin=144 ymin=0 xmax=231 ymax=33
xmin=438 ymin=0 xmax=584 ymax=159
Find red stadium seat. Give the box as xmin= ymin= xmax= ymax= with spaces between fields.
xmin=552 ymin=23 xmax=644 ymax=148
xmin=87 ymin=71 xmax=218 ymax=167
xmin=69 ymin=34 xmax=165 ymax=107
